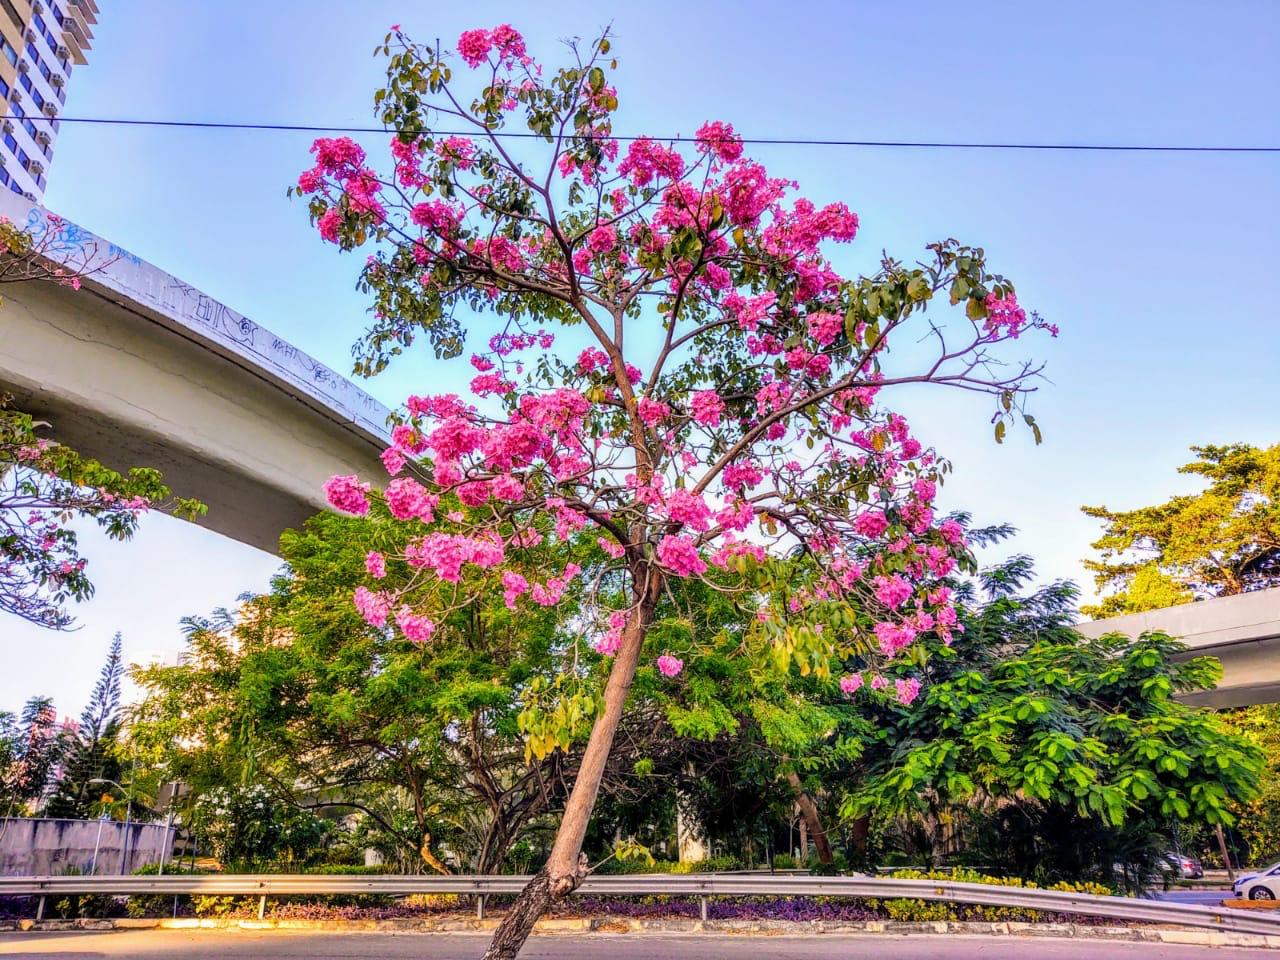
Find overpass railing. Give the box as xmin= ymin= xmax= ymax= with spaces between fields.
xmin=2 ymin=872 xmax=1275 ymax=935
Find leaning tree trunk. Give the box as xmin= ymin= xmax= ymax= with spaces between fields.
xmin=481 ymin=586 xmax=657 ymax=960
xmin=785 ymin=769 xmax=833 ymax=865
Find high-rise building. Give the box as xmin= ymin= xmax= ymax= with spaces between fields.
xmin=0 ymin=0 xmax=97 ymax=200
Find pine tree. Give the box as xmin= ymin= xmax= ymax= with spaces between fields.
xmin=0 ymin=695 xmax=65 ymax=815
xmin=44 ymin=633 xmax=124 ymax=819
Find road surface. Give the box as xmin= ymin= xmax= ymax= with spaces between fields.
xmin=0 ymin=931 xmax=1275 ymax=959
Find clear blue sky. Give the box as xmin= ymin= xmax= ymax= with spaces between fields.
xmin=4 ymin=0 xmax=1277 ymax=717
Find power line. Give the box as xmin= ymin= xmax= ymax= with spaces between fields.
xmin=33 ymin=116 xmax=1280 ymax=153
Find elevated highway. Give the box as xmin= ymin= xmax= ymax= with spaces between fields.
xmin=0 ymin=194 xmax=390 ymax=553
xmin=1076 ymin=587 xmax=1280 ymax=707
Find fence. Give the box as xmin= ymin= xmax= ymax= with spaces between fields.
xmin=2 ymin=872 xmax=1278 ymax=935
xmin=0 ymin=818 xmax=173 ymax=877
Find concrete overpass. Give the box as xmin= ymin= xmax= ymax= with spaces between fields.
xmin=0 ymin=193 xmax=390 ymax=553
xmin=1076 ymin=587 xmax=1280 ymax=708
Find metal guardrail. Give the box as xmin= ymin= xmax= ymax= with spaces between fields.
xmin=1 ymin=872 xmax=1275 ymax=936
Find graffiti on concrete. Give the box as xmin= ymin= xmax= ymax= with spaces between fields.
xmin=5 ymin=195 xmax=391 ymax=442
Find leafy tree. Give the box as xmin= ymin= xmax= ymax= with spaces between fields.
xmin=189 ymin=784 xmax=335 ymax=870
xmin=1082 ymin=443 xmax=1280 ymax=617
xmin=129 ymin=511 xmax=669 ymax=875
xmin=0 ymin=398 xmax=205 ymax=628
xmin=299 ymin=23 xmax=1057 ymax=956
xmin=845 ymin=556 xmax=1262 ymax=890
xmin=1218 ymin=703 xmax=1280 ymax=865
xmin=0 ymin=695 xmax=68 ymax=815
xmin=45 ymin=633 xmax=126 ymax=819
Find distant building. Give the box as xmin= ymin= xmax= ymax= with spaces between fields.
xmin=0 ymin=0 xmax=98 ymax=200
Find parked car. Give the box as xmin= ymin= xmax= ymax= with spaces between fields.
xmin=1163 ymin=851 xmax=1204 ymax=879
xmin=1233 ymin=861 xmax=1280 ymax=900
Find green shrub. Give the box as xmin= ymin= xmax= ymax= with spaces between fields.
xmin=877 ymin=868 xmax=1113 ymax=922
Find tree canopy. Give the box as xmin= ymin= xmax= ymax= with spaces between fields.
xmin=1082 ymin=443 xmax=1280 ymax=617
xmin=295 ymin=22 xmax=1056 ymax=955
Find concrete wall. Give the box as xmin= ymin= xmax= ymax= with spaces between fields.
xmin=0 ymin=194 xmax=392 ymax=554
xmin=0 ymin=817 xmax=174 ymax=876
xmin=1076 ymin=587 xmax=1280 ymax=707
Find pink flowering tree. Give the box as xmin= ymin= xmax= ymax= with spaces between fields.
xmin=0 ymin=399 xmax=204 ymax=628
xmin=296 ymin=23 xmax=1056 ymax=957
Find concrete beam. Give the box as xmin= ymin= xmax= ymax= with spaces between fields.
xmin=0 ymin=196 xmax=391 ymax=554
xmin=1076 ymin=587 xmax=1280 ymax=708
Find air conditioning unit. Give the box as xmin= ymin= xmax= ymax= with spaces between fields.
xmin=49 ymin=74 xmax=63 ymax=88
xmin=55 ymin=44 xmax=69 ymax=58
xmin=25 ymin=29 xmax=36 ymax=44
xmin=16 ymin=60 xmax=28 ymax=74
xmin=2 ymin=120 xmax=12 ymax=134
xmin=41 ymin=101 xmax=56 ymax=117
xmin=28 ymin=160 xmax=43 ymax=176
xmin=35 ymin=130 xmax=50 ymax=145
xmin=8 ymin=89 xmax=21 ymax=102
xmin=23 ymin=191 xmax=36 ymax=201
xmin=31 ymin=1 xmax=43 ymax=13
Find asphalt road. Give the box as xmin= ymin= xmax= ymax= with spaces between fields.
xmin=1 ymin=931 xmax=1276 ymax=959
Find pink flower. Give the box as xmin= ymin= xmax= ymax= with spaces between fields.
xmin=689 ymin=390 xmax=725 ymax=427
xmin=577 ymin=347 xmax=609 ymax=375
xmin=598 ymin=537 xmax=627 ymax=559
xmin=722 ymin=462 xmax=764 ymax=490
xmin=656 ymin=535 xmax=707 ymax=577
xmin=385 ymin=477 xmax=437 ymax=522
xmin=502 ymin=570 xmax=529 ymax=608
xmin=365 ymin=551 xmax=386 ymax=578
xmin=637 ymin=397 xmax=670 ymax=427
xmin=939 ymin=519 xmax=966 ymax=546
xmin=381 ymin=447 xmax=407 ymax=476
xmin=874 ymin=620 xmax=918 ymax=657
xmin=873 ymin=574 xmax=913 ymax=610
xmin=656 ymin=654 xmax=684 ymax=678
xmin=895 ymin=677 xmax=922 ymax=706
xmin=593 ymin=610 xmax=628 ymax=656
xmin=588 ymin=223 xmax=617 ymax=254
xmin=325 ymin=475 xmax=370 ymax=515
xmin=491 ymin=474 xmax=525 ymax=502
xmin=870 ymin=674 xmax=889 ymax=691
xmin=839 ymin=674 xmax=863 ymax=695
xmin=457 ymin=28 xmax=492 ymax=67
xmin=396 ymin=606 xmax=436 ymax=643
xmin=694 ymin=121 xmax=743 ymax=163
xmin=353 ymin=586 xmax=390 ymax=627
xmin=490 ymin=24 xmax=526 ymax=62
xmin=458 ymin=480 xmax=491 ymax=506
xmin=807 ymin=311 xmax=843 ymax=347
xmin=853 ymin=510 xmax=889 ymax=539
xmin=984 ymin=293 xmax=1027 ymax=338
xmin=317 ymin=208 xmax=343 ymax=243
xmin=664 ymin=488 xmax=713 ymax=532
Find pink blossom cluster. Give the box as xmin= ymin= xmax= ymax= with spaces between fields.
xmin=456 ymin=24 xmax=527 ymax=68
xmin=325 ymin=475 xmax=371 ymax=516
xmin=656 ymin=654 xmax=684 ymax=678
xmin=656 ymin=535 xmax=707 ymax=577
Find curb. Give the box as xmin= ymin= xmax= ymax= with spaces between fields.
xmin=3 ymin=916 xmax=1280 ymax=949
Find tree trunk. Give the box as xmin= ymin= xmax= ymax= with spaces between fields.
xmin=785 ymin=770 xmax=833 ymax=865
xmin=481 ymin=584 xmax=658 ymax=960
xmin=419 ymin=833 xmax=451 ymax=876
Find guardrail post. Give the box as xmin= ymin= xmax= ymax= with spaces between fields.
xmin=476 ymin=894 xmax=487 ymax=920
xmin=699 ymin=895 xmax=708 ymax=922
xmin=35 ymin=895 xmax=45 ymax=921
xmin=257 ymin=895 xmax=267 ymax=920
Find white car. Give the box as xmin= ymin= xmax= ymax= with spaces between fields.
xmin=1233 ymin=861 xmax=1280 ymax=900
